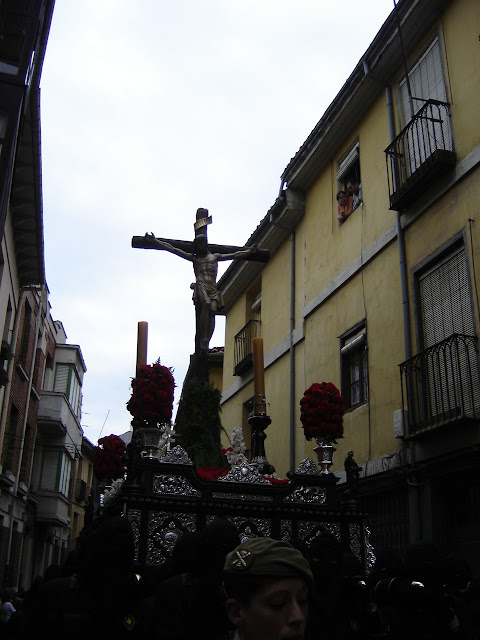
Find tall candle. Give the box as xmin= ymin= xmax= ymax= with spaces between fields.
xmin=136 ymin=321 xmax=148 ymax=370
xmin=253 ymin=337 xmax=266 ymax=414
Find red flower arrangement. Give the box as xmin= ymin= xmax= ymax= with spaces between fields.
xmin=195 ymin=465 xmax=290 ymax=484
xmin=127 ymin=363 xmax=175 ymax=424
xmin=300 ymin=382 xmax=345 ymax=443
xmin=93 ymin=434 xmax=126 ymax=482
xmin=196 ymin=466 xmax=229 ymax=481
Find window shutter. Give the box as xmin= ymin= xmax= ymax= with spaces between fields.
xmin=337 ymin=143 xmax=360 ymax=182
xmin=54 ymin=363 xmax=69 ymax=393
xmin=400 ymin=37 xmax=447 ymax=121
xmin=341 ymin=327 xmax=366 ymax=355
xmin=418 ymin=247 xmax=479 ymax=417
xmin=419 ymin=247 xmax=472 ymax=348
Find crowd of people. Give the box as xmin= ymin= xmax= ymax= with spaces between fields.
xmin=0 ymin=514 xmax=478 ymax=640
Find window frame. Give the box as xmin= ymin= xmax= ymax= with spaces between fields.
xmin=340 ymin=320 xmax=369 ymax=411
xmin=411 ymin=232 xmax=476 ymax=351
xmin=336 ymin=139 xmax=362 ymax=224
xmin=396 ymin=30 xmax=450 ymax=127
xmin=337 ymin=140 xmax=360 ymax=187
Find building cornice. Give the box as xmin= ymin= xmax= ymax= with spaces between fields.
xmin=281 ymin=0 xmax=450 ymax=191
xmin=218 ymin=0 xmax=451 ymax=304
xmin=218 ymin=188 xmax=305 ymax=311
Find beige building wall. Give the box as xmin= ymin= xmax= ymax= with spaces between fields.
xmin=220 ymin=0 xmax=480 ymax=485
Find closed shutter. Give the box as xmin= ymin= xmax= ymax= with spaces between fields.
xmin=54 ymin=363 xmax=69 ymax=393
xmin=419 ymin=248 xmax=473 ymax=346
xmin=41 ymin=450 xmax=60 ymax=490
xmin=418 ymin=247 xmax=479 ymax=418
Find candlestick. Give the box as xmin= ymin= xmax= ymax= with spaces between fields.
xmin=252 ymin=337 xmax=266 ymax=414
xmin=136 ymin=321 xmax=148 ymax=370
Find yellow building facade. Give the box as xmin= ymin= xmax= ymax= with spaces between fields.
xmin=218 ymin=0 xmax=480 ymax=569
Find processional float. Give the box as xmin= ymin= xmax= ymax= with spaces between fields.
xmin=98 ymin=209 xmax=374 ymax=573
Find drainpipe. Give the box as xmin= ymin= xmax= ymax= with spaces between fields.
xmin=271 ymin=181 xmax=297 ymax=473
xmin=386 ymin=85 xmax=421 ymax=540
xmin=289 ymin=231 xmax=295 ymax=472
xmin=386 ymin=86 xmax=412 ymax=362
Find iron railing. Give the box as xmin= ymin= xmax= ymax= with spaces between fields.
xmin=385 ymin=99 xmax=456 ymax=210
xmin=399 ymin=333 xmax=480 ymax=435
xmin=234 ymin=319 xmax=261 ymax=376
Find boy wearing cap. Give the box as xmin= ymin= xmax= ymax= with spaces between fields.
xmin=223 ymin=537 xmax=313 ymax=640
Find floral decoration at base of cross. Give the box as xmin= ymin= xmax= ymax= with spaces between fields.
xmin=126 ymin=361 xmax=175 ymax=426
xmin=300 ymin=382 xmax=345 ymax=444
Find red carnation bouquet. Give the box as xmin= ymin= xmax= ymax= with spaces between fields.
xmin=127 ymin=363 xmax=175 ymax=424
xmin=300 ymin=382 xmax=345 ymax=443
xmin=93 ymin=434 xmax=126 ymax=482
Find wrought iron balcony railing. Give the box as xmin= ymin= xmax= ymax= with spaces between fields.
xmin=385 ymin=99 xmax=456 ymax=211
xmin=234 ymin=319 xmax=261 ymax=376
xmin=399 ymin=333 xmax=480 ymax=436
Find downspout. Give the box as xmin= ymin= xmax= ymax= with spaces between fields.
xmin=386 ymin=86 xmax=412 ymax=361
xmin=386 ymin=85 xmax=420 ymax=540
xmin=289 ymin=231 xmax=295 ymax=473
xmin=273 ymin=178 xmax=297 ymax=473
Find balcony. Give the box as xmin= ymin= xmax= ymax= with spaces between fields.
xmin=385 ymin=99 xmax=456 ymax=211
xmin=399 ymin=333 xmax=480 ymax=436
xmin=234 ymin=320 xmax=261 ymax=376
xmin=34 ymin=490 xmax=70 ymax=527
xmin=37 ymin=391 xmax=82 ymax=444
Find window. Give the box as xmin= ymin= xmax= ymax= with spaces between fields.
xmin=57 ymin=453 xmax=71 ymax=497
xmin=19 ymin=300 xmax=32 ymax=366
xmin=399 ymin=37 xmax=448 ymax=124
xmin=2 ymin=297 xmax=12 ymax=345
xmin=415 ymin=242 xmax=480 ymax=418
xmin=417 ymin=244 xmax=473 ymax=345
xmin=53 ymin=363 xmax=82 ymax=419
xmin=40 ymin=449 xmax=71 ymax=497
xmin=234 ymin=279 xmax=262 ymax=376
xmin=42 ymin=353 xmax=53 ymax=390
xmin=19 ymin=423 xmax=31 ymax=481
xmin=337 ymin=140 xmax=362 ymax=221
xmin=2 ymin=403 xmax=18 ymax=469
xmin=341 ymin=322 xmax=368 ymax=409
xmin=337 ymin=141 xmax=361 ymax=187
xmin=399 ymin=37 xmax=452 ymax=176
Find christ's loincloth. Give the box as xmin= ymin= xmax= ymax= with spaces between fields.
xmin=192 ymin=282 xmax=224 ymax=310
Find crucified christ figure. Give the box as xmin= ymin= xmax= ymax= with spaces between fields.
xmin=132 ymin=208 xmax=269 ymax=367
xmin=143 ymin=232 xmax=259 ymax=354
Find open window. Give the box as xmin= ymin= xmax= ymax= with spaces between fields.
xmin=386 ymin=36 xmax=455 ymax=211
xmin=341 ymin=321 xmax=368 ymax=409
xmin=336 ymin=140 xmax=362 ymax=222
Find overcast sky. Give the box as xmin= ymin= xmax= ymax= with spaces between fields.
xmin=40 ymin=0 xmax=394 ymax=446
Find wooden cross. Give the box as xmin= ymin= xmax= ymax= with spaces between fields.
xmin=132 ymin=208 xmax=269 ymax=372
xmin=132 ymin=208 xmax=269 ymax=262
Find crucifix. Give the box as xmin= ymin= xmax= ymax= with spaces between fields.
xmin=132 ymin=208 xmax=269 ymax=378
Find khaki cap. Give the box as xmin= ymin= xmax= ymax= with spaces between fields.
xmin=224 ymin=537 xmax=313 ymax=588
